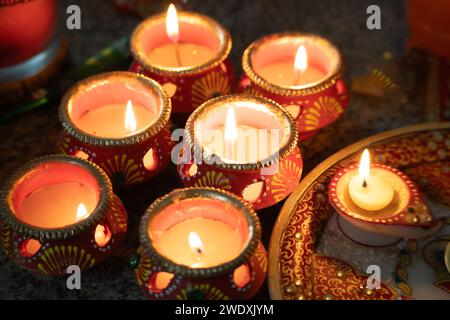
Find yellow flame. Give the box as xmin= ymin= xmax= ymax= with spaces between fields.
xmin=359 ymin=148 xmax=371 ymax=182
xmin=225 ymin=106 xmax=238 ymax=143
xmin=294 ymin=44 xmax=307 ymax=73
xmin=188 ymin=232 xmax=204 ymax=254
xmin=76 ymin=203 xmax=88 ymax=221
xmin=166 ymin=3 xmax=179 ymax=43
xmin=125 ymin=100 xmax=137 ymax=133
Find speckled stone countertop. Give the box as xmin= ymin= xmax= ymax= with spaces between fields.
xmin=0 ymin=0 xmax=422 ymax=300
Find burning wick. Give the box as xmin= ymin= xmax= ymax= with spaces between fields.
xmin=124 ymin=100 xmax=137 ymax=134
xmin=359 ymin=148 xmax=370 ymax=188
xmin=76 ymin=203 xmax=89 ymax=221
xmin=348 ymin=147 xmax=394 ymax=211
xmin=188 ymin=232 xmax=204 ymax=256
xmin=294 ymin=44 xmax=307 ymax=86
xmin=224 ymin=106 xmax=238 ymax=161
xmin=166 ymin=3 xmax=182 ymax=67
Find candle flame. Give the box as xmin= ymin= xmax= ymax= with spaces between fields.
xmin=125 ymin=100 xmax=137 ymax=133
xmin=76 ymin=203 xmax=88 ymax=221
xmin=359 ymin=148 xmax=371 ymax=185
xmin=225 ymin=106 xmax=238 ymax=143
xmin=166 ymin=3 xmax=179 ymax=43
xmin=188 ymin=232 xmax=204 ymax=254
xmin=294 ymin=44 xmax=308 ymax=73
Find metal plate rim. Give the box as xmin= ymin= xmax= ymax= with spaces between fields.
xmin=268 ymin=121 xmax=450 ymax=300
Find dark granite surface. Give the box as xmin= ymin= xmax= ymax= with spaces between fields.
xmin=0 ymin=0 xmax=423 ymax=300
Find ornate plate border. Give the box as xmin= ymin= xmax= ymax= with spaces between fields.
xmin=269 ymin=122 xmax=450 ymax=300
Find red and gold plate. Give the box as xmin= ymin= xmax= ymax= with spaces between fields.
xmin=269 ymin=122 xmax=450 ymax=300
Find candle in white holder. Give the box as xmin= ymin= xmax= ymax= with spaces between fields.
xmin=348 ymin=149 xmax=394 ymax=211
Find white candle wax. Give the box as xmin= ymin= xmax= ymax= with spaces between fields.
xmin=348 ymin=174 xmax=394 ymax=211
xmin=348 ymin=149 xmax=394 ymax=211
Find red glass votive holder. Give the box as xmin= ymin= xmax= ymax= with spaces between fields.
xmin=329 ymin=162 xmax=442 ymax=247
xmin=177 ymin=94 xmax=303 ymax=210
xmin=134 ymin=187 xmax=267 ymax=300
xmin=59 ymin=71 xmax=173 ymax=188
xmin=0 ymin=0 xmax=57 ymax=68
xmin=239 ymin=32 xmax=349 ymax=140
xmin=130 ymin=11 xmax=235 ymax=121
xmin=0 ymin=155 xmax=127 ymax=275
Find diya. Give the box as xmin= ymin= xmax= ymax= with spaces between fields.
xmin=0 ymin=155 xmax=127 ymax=275
xmin=239 ymin=32 xmax=348 ymax=140
xmin=130 ymin=4 xmax=234 ymax=122
xmin=133 ymin=187 xmax=267 ymax=300
xmin=0 ymin=0 xmax=67 ymax=107
xmin=329 ymin=149 xmax=443 ymax=247
xmin=59 ymin=71 xmax=173 ymax=188
xmin=177 ymin=94 xmax=303 ymax=210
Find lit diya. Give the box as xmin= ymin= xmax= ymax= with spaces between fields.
xmin=329 ymin=149 xmax=443 ymax=247
xmin=240 ymin=32 xmax=348 ymax=140
xmin=177 ymin=94 xmax=303 ymax=210
xmin=133 ymin=187 xmax=267 ymax=300
xmin=130 ymin=4 xmax=234 ymax=120
xmin=0 ymin=155 xmax=127 ymax=275
xmin=59 ymin=71 xmax=173 ymax=188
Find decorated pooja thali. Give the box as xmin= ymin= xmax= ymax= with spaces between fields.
xmin=269 ymin=122 xmax=450 ymax=300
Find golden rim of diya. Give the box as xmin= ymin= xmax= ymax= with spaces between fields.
xmin=139 ymin=187 xmax=262 ymax=278
xmin=0 ymin=155 xmax=113 ymax=241
xmin=184 ymin=94 xmax=299 ymax=171
xmin=59 ymin=71 xmax=172 ymax=147
xmin=242 ymin=32 xmax=343 ymax=97
xmin=131 ymin=11 xmax=232 ymax=77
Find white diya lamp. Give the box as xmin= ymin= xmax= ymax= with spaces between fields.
xmin=177 ymin=94 xmax=303 ymax=210
xmin=329 ymin=149 xmax=443 ymax=247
